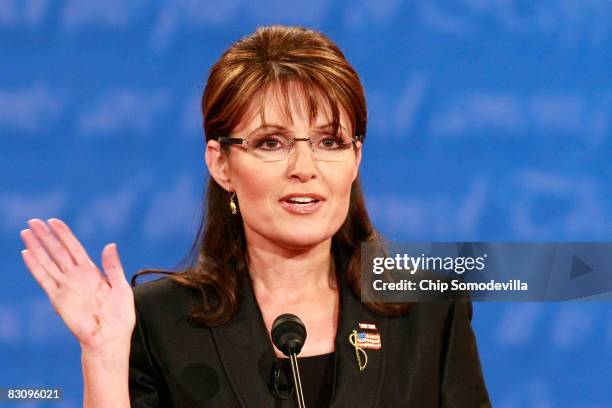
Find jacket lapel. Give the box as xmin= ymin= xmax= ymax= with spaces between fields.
xmin=329 ymin=280 xmax=387 ymax=407
xmin=210 ymin=278 xmax=289 ymax=408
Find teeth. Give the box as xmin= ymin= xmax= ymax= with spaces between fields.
xmin=288 ymin=197 xmax=317 ymax=203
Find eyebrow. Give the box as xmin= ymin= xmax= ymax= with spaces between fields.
xmin=246 ymin=122 xmax=348 ymax=137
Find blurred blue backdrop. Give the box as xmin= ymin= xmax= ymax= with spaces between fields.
xmin=1 ymin=1 xmax=611 ymax=407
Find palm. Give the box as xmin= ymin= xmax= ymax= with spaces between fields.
xmin=20 ymin=218 xmax=135 ymax=350
xmin=52 ymin=263 xmax=135 ymax=349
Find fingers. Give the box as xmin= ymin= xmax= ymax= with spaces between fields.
xmin=21 ymin=218 xmax=125 ymax=293
xmin=21 ymin=249 xmax=59 ymax=295
xmin=20 ymin=229 xmax=65 ymax=288
xmin=27 ymin=219 xmax=76 ymax=273
xmin=101 ymin=243 xmax=127 ymax=288
xmin=47 ymin=218 xmax=93 ymax=266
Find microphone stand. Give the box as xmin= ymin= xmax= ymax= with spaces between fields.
xmin=288 ymin=352 xmax=306 ymax=408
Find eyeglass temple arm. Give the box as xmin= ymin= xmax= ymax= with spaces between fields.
xmin=217 ymin=137 xmax=246 ymax=145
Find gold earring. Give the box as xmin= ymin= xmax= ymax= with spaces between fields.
xmin=229 ymin=192 xmax=237 ymax=215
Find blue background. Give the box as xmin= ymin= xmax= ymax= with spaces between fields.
xmin=1 ymin=1 xmax=611 ymax=406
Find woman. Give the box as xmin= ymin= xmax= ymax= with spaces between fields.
xmin=20 ymin=25 xmax=491 ymax=407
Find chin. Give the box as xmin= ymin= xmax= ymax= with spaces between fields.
xmin=280 ymin=231 xmax=330 ymax=249
xmin=273 ymin=226 xmax=334 ymax=249
xmin=246 ymin=214 xmax=342 ymax=249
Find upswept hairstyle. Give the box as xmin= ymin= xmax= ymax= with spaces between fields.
xmin=132 ymin=25 xmax=411 ymax=326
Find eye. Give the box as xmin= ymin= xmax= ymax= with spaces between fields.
xmin=253 ymin=134 xmax=287 ymax=150
xmin=318 ymin=135 xmax=345 ymax=149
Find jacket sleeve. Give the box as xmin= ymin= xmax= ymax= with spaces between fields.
xmin=439 ymin=300 xmax=492 ymax=408
xmin=128 ymin=288 xmax=164 ymax=407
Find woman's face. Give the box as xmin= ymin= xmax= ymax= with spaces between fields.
xmin=207 ymin=84 xmax=362 ymax=250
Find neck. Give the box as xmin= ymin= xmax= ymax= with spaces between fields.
xmin=246 ymin=235 xmax=336 ymax=303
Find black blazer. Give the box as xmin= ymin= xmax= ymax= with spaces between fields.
xmin=129 ymin=276 xmax=491 ymax=407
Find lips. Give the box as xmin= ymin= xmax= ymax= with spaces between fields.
xmin=279 ymin=193 xmax=325 ymax=215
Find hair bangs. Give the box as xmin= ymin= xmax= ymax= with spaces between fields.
xmin=245 ymin=76 xmax=354 ymax=139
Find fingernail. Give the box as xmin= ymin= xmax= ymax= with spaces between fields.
xmin=28 ymin=219 xmax=41 ymax=227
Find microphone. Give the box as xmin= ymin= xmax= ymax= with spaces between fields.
xmin=271 ymin=314 xmax=307 ymax=408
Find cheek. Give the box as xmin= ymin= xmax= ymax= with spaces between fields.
xmin=232 ymin=162 xmax=279 ymax=218
xmin=326 ymin=167 xmax=357 ymax=215
xmin=336 ymin=162 xmax=357 ymax=192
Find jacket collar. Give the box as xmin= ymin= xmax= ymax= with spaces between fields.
xmin=210 ymin=274 xmax=387 ymax=407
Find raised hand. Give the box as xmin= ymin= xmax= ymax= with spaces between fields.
xmin=20 ymin=218 xmax=135 ymax=352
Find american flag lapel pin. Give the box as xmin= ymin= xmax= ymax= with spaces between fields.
xmin=348 ymin=322 xmax=382 ymax=371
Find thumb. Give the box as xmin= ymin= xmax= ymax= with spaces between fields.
xmin=101 ymin=243 xmax=127 ymax=288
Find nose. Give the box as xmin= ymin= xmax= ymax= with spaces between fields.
xmin=286 ymin=139 xmax=317 ymax=182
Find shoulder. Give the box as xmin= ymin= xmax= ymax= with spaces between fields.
xmin=386 ymin=299 xmax=474 ymax=339
xmin=133 ymin=276 xmax=180 ymax=306
xmin=416 ymin=298 xmax=473 ymax=322
xmin=132 ymin=276 xmax=180 ymax=301
xmin=131 ymin=276 xmax=201 ymax=325
xmin=398 ymin=271 xmax=474 ymax=326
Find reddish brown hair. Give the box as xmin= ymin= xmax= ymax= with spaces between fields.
xmin=132 ymin=25 xmax=412 ymax=326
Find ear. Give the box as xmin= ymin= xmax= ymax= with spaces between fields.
xmin=352 ymin=141 xmax=362 ymax=182
xmin=205 ymin=139 xmax=232 ymax=191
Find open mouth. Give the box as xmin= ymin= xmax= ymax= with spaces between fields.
xmin=279 ymin=195 xmax=325 ymax=214
xmin=283 ymin=197 xmax=320 ymax=205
